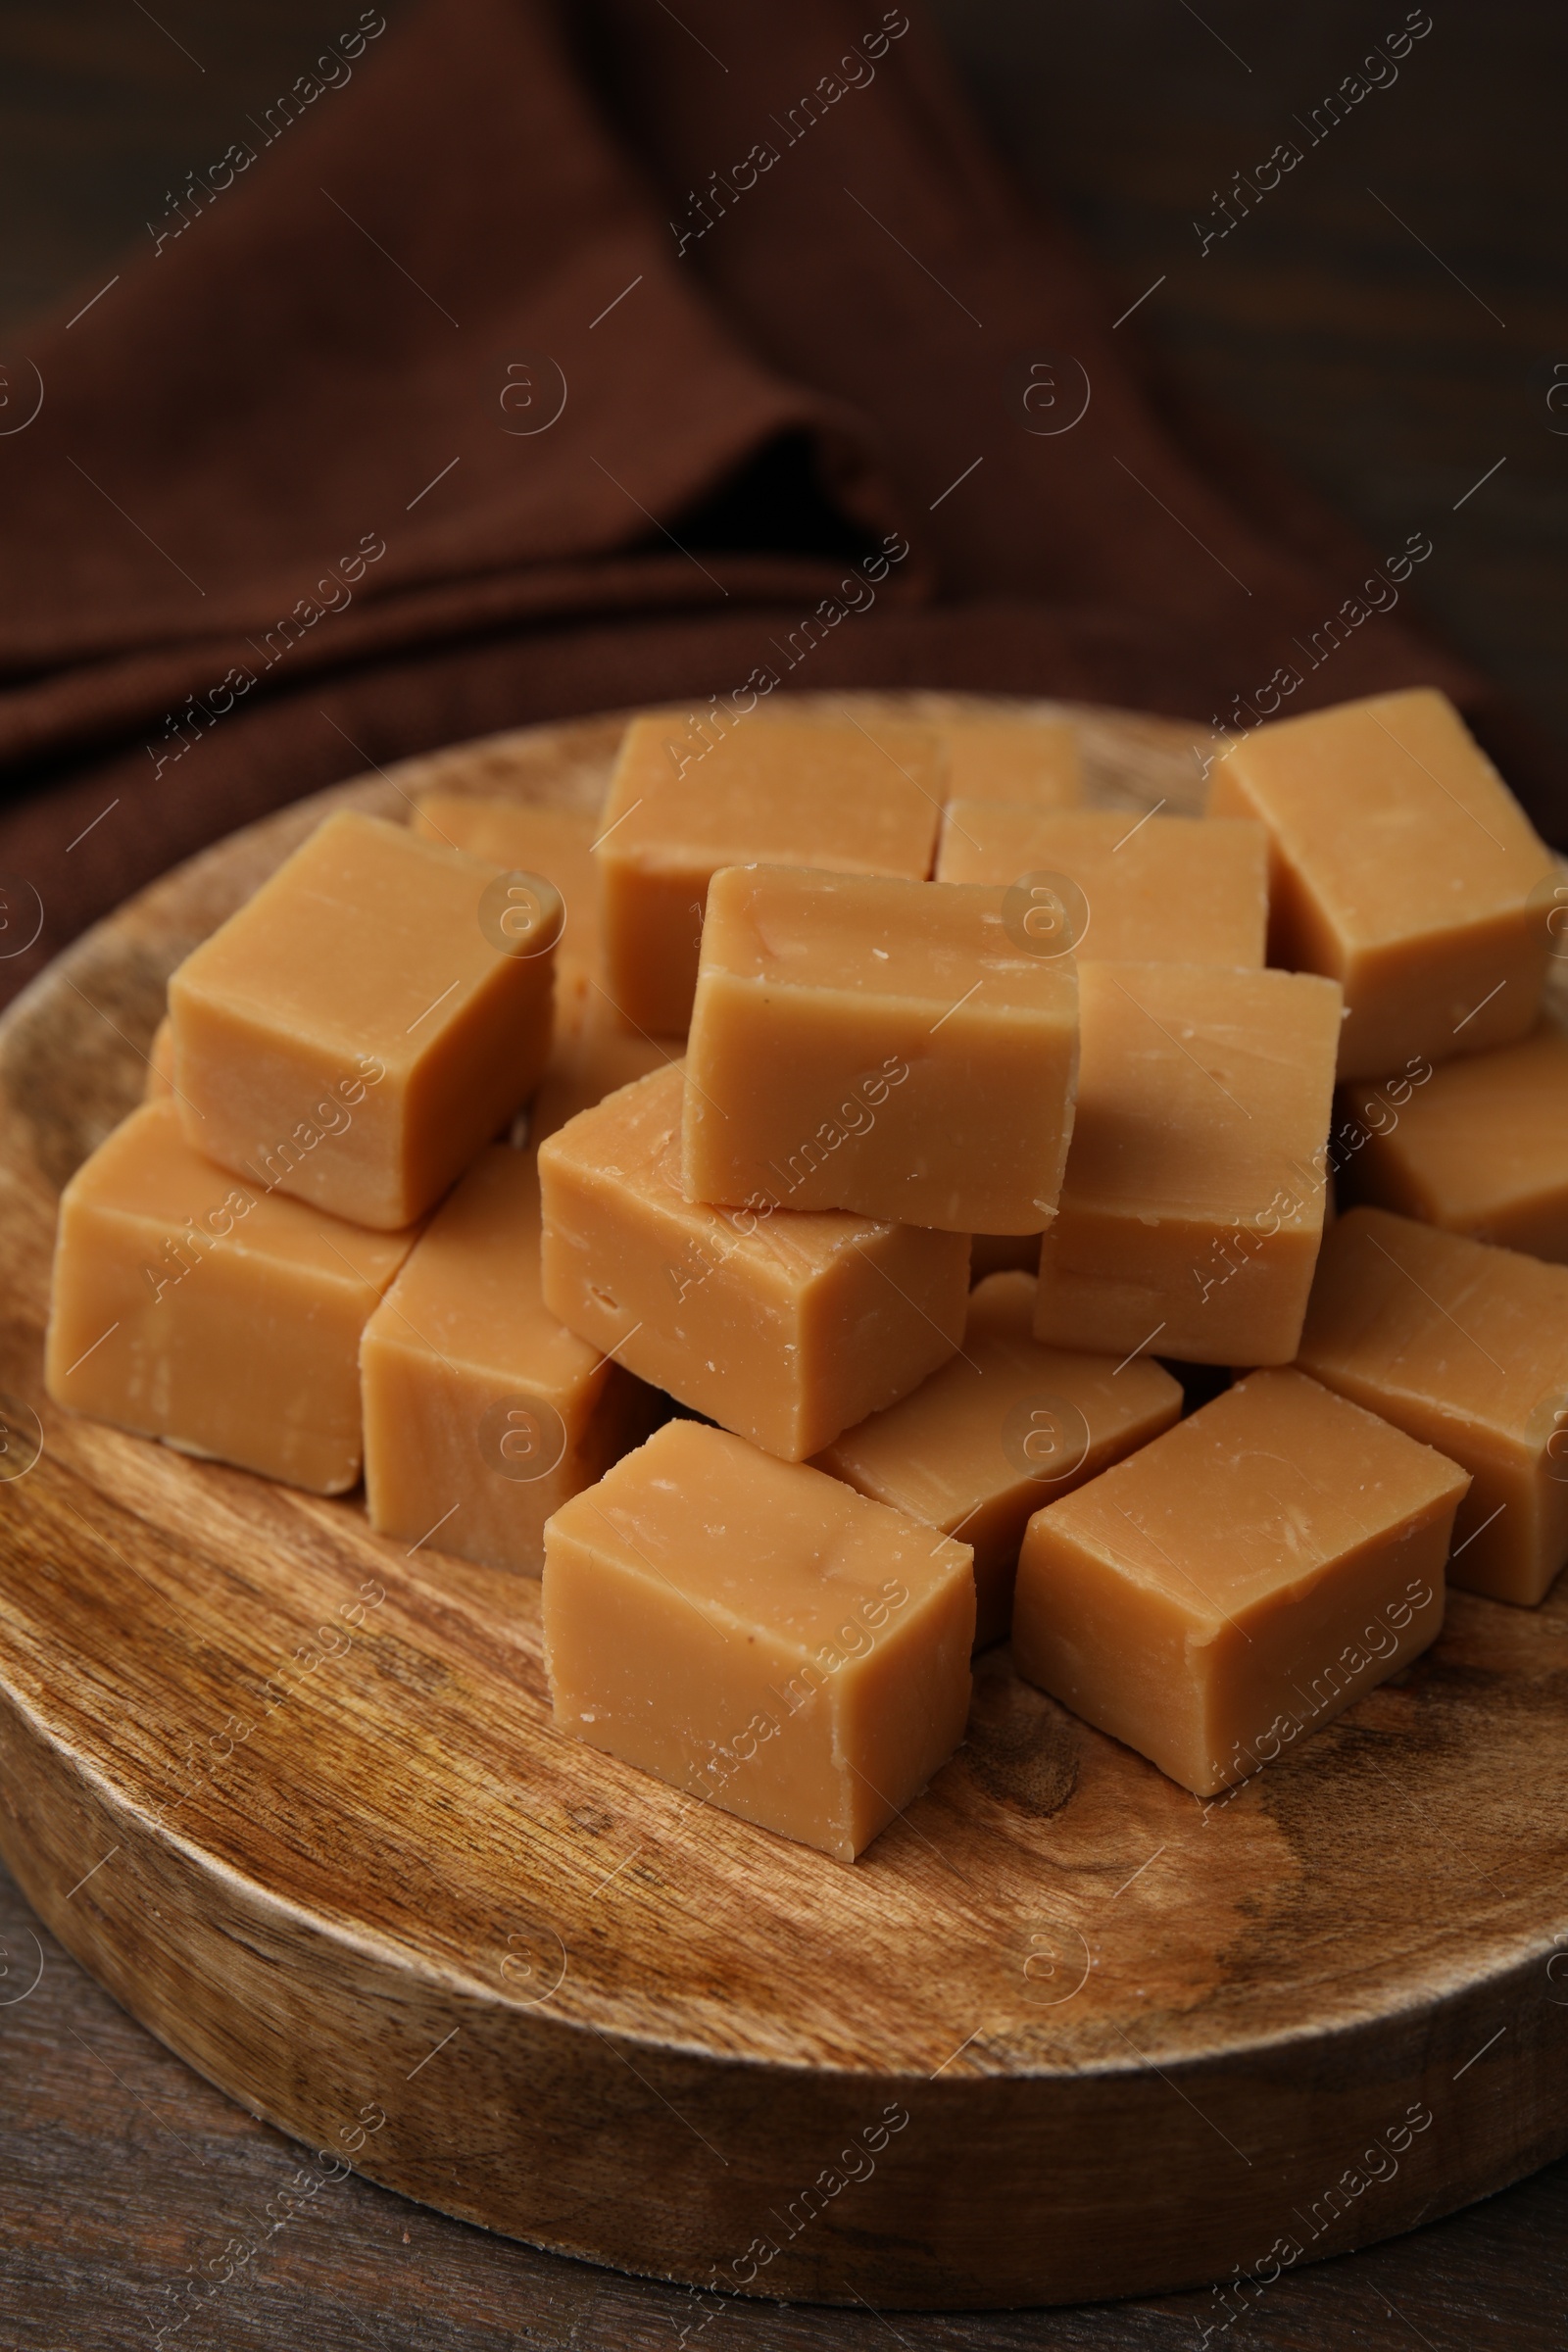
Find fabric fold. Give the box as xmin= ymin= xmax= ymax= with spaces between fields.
xmin=0 ymin=0 xmax=906 ymax=674
xmin=0 ymin=0 xmax=1551 ymax=1017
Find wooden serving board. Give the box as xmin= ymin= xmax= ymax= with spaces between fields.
xmin=1 ymin=691 xmax=1565 ymax=2314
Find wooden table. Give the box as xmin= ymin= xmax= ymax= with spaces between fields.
xmin=2 ymin=4 xmax=1566 ymax=2345
xmin=4 ymin=1846 xmax=1566 ymax=2345
xmin=927 ymin=0 xmax=1568 ymax=773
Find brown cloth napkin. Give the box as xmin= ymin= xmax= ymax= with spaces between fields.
xmin=0 ymin=0 xmax=1548 ymax=1011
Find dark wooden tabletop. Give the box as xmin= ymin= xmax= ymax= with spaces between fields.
xmin=928 ymin=0 xmax=1568 ymax=771
xmin=2 ymin=3 xmax=1566 ymax=2345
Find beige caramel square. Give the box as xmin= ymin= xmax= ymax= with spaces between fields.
xmin=45 ymin=1100 xmax=418 ymax=1494
xmin=938 ymin=716 xmax=1082 ymax=808
xmin=1296 ymin=1206 xmax=1568 ymax=1605
xmin=936 ymin=807 xmax=1267 ymax=967
xmin=1207 ymin=688 xmax=1553 ymax=1078
xmin=968 ymin=1235 xmax=1042 ymax=1282
xmin=529 ymin=984 xmax=681 ymax=1148
xmin=414 ymin=795 xmax=604 ymax=994
xmin=543 ymin=1419 xmax=975 ymax=1860
xmin=682 ymin=865 xmax=1080 ymax=1234
xmin=1342 ymin=1004 xmax=1568 ymax=1263
xmin=1035 ymin=961 xmax=1343 ymax=1365
xmin=594 ymin=715 xmax=944 ymax=1033
xmin=1012 ymin=1368 xmax=1468 ymax=1795
xmin=537 ymin=1060 xmax=970 ymax=1459
xmin=813 ymin=1270 xmax=1181 ymax=1648
xmin=170 ymin=810 xmax=554 ymax=1228
xmin=362 ymin=1145 xmax=657 ymax=1574
xmin=144 ymin=1014 xmax=174 ymax=1102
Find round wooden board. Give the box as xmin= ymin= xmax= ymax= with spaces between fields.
xmin=2 ymin=690 xmax=1566 ymax=2314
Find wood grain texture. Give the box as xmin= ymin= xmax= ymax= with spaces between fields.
xmin=1 ymin=694 xmax=1567 ymax=2317
xmin=5 ymin=1865 xmax=1568 ymax=2352
xmin=7 ymin=1857 xmax=1568 ymax=2352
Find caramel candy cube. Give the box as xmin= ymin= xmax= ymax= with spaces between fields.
xmin=936 ymin=807 xmax=1268 ymax=968
xmin=1036 ymin=962 xmax=1342 ymax=1365
xmin=543 ymin=1419 xmax=975 ymax=1860
xmin=415 ymin=795 xmax=603 ymax=991
xmin=1012 ymin=1368 xmax=1469 ymax=1796
xmin=537 ymin=1061 xmax=969 ymax=1459
xmin=144 ymin=1014 xmax=174 ymax=1102
xmin=529 ymin=983 xmax=681 ymax=1148
xmin=45 ymin=1101 xmax=418 ymax=1494
xmin=414 ymin=797 xmax=608 ymax=1102
xmin=361 ymin=1146 xmax=655 ymax=1574
xmin=813 ymin=1270 xmax=1182 ymax=1648
xmin=595 ymin=715 xmax=943 ymax=1033
xmin=938 ymin=716 xmax=1082 ymax=808
xmin=169 ymin=810 xmax=554 ymax=1229
xmin=1207 ymin=689 xmax=1553 ymax=1078
xmin=682 ymin=865 xmax=1080 ymax=1235
xmin=969 ymin=1235 xmax=1042 ymax=1282
xmin=1296 ymin=1206 xmax=1568 ymax=1605
xmin=1343 ymin=1007 xmax=1568 ymax=1263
